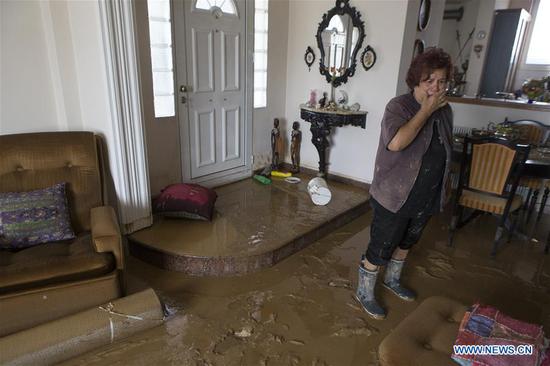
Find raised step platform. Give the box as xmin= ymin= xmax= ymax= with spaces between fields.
xmin=128 ymin=173 xmax=369 ymax=276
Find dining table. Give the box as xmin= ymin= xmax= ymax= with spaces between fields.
xmin=523 ymin=147 xmax=550 ymax=181
xmin=451 ymin=137 xmax=550 ymax=181
xmin=451 ymin=136 xmax=550 ymax=252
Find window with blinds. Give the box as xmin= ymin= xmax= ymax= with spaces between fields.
xmin=254 ymin=0 xmax=268 ymax=108
xmin=147 ymin=0 xmax=175 ymax=118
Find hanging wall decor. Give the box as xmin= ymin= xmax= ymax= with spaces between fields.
xmin=304 ymin=46 xmax=315 ymax=71
xmin=316 ymin=0 xmax=365 ymax=87
xmin=417 ymin=0 xmax=431 ymax=31
xmin=413 ymin=39 xmax=425 ymax=59
xmin=361 ymin=45 xmax=376 ymax=71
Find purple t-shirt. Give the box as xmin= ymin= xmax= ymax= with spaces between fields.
xmin=369 ymin=93 xmax=453 ymax=213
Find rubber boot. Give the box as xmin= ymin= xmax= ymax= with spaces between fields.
xmin=355 ymin=261 xmax=386 ymax=320
xmin=382 ymin=258 xmax=416 ymax=301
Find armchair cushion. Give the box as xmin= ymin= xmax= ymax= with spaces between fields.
xmin=0 ymin=234 xmax=115 ymax=294
xmin=91 ymin=206 xmax=123 ymax=269
xmin=0 ymin=183 xmax=75 ymax=249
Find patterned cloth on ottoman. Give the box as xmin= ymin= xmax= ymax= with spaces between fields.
xmin=452 ymin=302 xmax=550 ymax=366
xmin=379 ymin=296 xmax=468 ymax=366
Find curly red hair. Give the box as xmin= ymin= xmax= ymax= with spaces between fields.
xmin=406 ymin=47 xmax=452 ymax=90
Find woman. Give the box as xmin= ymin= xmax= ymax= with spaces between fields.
xmin=356 ymin=48 xmax=453 ymax=319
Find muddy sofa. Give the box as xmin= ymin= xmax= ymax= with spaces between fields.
xmin=0 ymin=132 xmax=165 ymax=365
xmin=0 ymin=131 xmax=127 ymax=338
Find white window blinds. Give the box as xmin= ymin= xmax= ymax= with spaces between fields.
xmin=526 ymin=0 xmax=550 ymax=65
xmin=147 ymin=0 xmax=175 ymax=117
xmin=254 ymin=0 xmax=268 ymax=108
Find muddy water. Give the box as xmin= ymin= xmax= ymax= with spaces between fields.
xmin=63 ymin=211 xmax=550 ymax=366
xmin=129 ymin=175 xmax=368 ymax=258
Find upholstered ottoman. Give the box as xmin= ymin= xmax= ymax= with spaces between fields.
xmin=379 ymin=296 xmax=467 ymax=366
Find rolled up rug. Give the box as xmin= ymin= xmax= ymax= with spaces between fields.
xmin=0 ymin=288 xmax=164 ymax=365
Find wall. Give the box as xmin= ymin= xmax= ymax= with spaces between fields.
xmin=253 ymin=0 xmax=290 ymax=170
xmin=0 ymin=0 xmax=133 ymax=215
xmin=396 ymin=0 xmax=447 ymax=95
xmin=421 ymin=0 xmax=446 ymax=48
xmin=284 ymin=0 xmax=409 ymax=184
xmin=396 ymin=0 xmax=421 ymax=96
xmin=439 ymin=0 xmax=480 ymax=66
xmin=438 ymin=5 xmax=457 ymax=60
xmin=463 ymin=0 xmax=496 ymax=96
xmin=1 ymin=1 xmax=64 ymax=133
xmin=0 ymin=0 xmax=114 ymax=137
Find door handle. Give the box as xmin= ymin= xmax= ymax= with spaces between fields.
xmin=179 ymin=85 xmax=188 ymax=93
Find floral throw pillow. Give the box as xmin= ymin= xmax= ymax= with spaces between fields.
xmin=0 ymin=182 xmax=75 ymax=249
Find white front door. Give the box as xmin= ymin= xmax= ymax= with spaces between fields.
xmin=174 ymin=0 xmax=250 ymax=183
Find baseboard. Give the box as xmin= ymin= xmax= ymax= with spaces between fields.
xmin=273 ymin=162 xmax=370 ymax=190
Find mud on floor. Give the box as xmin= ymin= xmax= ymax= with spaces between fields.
xmin=63 ymin=211 xmax=550 ymax=366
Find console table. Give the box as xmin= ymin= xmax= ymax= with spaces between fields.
xmin=300 ymin=106 xmax=367 ymax=177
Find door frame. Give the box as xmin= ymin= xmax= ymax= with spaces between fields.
xmin=173 ymin=0 xmax=253 ymax=188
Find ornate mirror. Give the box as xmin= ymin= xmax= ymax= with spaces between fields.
xmin=316 ymin=0 xmax=365 ymax=87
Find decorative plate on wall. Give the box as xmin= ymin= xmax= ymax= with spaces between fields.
xmin=304 ymin=46 xmax=315 ymax=71
xmin=417 ymin=0 xmax=431 ymax=31
xmin=413 ymin=39 xmax=425 ymax=59
xmin=361 ymin=45 xmax=376 ymax=71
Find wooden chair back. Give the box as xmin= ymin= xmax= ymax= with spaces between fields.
xmin=456 ymin=137 xmax=530 ymax=198
xmin=469 ymin=143 xmax=516 ymax=195
xmin=516 ymin=124 xmax=543 ymax=144
xmin=503 ymin=119 xmax=549 ymax=145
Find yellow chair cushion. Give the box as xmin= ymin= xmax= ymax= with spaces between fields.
xmin=459 ymin=189 xmax=523 ymax=215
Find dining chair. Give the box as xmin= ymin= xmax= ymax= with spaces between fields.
xmin=502 ymin=118 xmax=550 ymax=223
xmin=448 ymin=136 xmax=530 ymax=256
xmin=502 ymin=118 xmax=549 ymax=145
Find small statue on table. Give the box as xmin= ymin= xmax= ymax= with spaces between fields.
xmin=318 ymin=92 xmax=328 ymax=108
xmin=307 ymin=90 xmax=317 ymax=107
xmin=290 ymin=121 xmax=302 ymax=173
xmin=271 ymin=118 xmax=282 ymax=169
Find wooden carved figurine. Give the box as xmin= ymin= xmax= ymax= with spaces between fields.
xmin=271 ymin=118 xmax=282 ymax=169
xmin=290 ymin=121 xmax=302 ymax=173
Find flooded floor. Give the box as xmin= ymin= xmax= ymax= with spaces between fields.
xmin=129 ymin=173 xmax=368 ymax=259
xmin=64 ymin=208 xmax=550 ymax=366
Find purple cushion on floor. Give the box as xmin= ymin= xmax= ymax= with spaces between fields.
xmin=0 ymin=182 xmax=75 ymax=249
xmin=153 ymin=183 xmax=217 ymax=221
